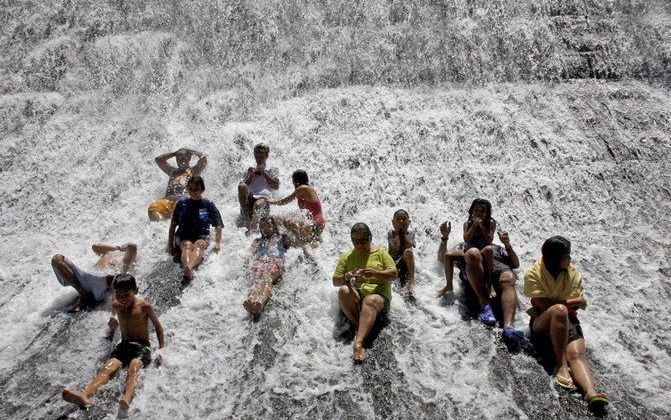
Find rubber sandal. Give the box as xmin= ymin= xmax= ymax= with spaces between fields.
xmin=553 ymin=368 xmax=577 ymax=391
xmin=587 ymin=393 xmax=609 ymax=413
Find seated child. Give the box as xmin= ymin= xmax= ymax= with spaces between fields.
xmin=62 ymin=274 xmax=165 ymax=410
xmin=243 ymin=217 xmax=292 ymax=316
xmin=386 ymin=209 xmax=416 ymax=299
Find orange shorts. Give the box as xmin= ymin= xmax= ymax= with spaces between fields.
xmin=148 ymin=198 xmax=176 ymax=219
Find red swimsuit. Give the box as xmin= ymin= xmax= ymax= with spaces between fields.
xmin=298 ymin=197 xmax=325 ymax=227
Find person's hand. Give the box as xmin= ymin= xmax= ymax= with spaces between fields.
xmin=473 ymin=217 xmax=484 ymax=229
xmin=213 ymin=243 xmax=221 ymax=253
xmin=497 ymin=230 xmax=511 ymax=246
xmin=117 ymin=243 xmax=127 ymax=252
xmin=440 ymin=221 xmax=452 ymax=238
xmin=108 ymin=317 xmax=119 ymax=330
xmin=247 ymin=167 xmax=254 ymax=177
xmin=360 ymin=268 xmax=378 ymax=277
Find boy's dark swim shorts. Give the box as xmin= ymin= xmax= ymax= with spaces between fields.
xmin=110 ymin=340 xmax=152 ymax=367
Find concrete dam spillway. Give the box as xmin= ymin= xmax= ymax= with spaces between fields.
xmin=1 ymin=1 xmax=670 ymax=419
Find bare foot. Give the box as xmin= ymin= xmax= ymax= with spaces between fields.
xmin=352 ymin=342 xmax=367 ymax=363
xmin=489 ymin=286 xmax=497 ymax=299
xmin=119 ymin=397 xmax=130 ymax=411
xmin=183 ymin=265 xmax=195 ymax=279
xmin=436 ymin=287 xmax=449 ymax=297
xmin=62 ymin=388 xmax=91 ymax=407
xmin=243 ymin=298 xmax=257 ymax=315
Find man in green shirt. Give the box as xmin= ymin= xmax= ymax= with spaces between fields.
xmin=333 ymin=223 xmax=397 ymax=363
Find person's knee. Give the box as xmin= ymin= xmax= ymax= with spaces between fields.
xmin=181 ymin=241 xmax=194 ymax=251
xmin=238 ymin=182 xmax=248 ymax=194
xmin=499 ymin=272 xmax=516 ymax=288
xmin=363 ymin=294 xmax=384 ymax=310
xmin=128 ymin=358 xmax=143 ymax=371
xmin=464 ymin=248 xmax=481 ymax=263
xmin=550 ymin=304 xmax=569 ymax=322
xmin=338 ymin=285 xmax=351 ymax=300
xmin=403 ymin=248 xmax=414 ymax=261
xmin=481 ymin=246 xmax=493 ymax=258
xmin=566 ymin=346 xmax=584 ymax=361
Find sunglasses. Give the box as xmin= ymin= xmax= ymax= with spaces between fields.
xmin=351 ymin=236 xmax=371 ymax=245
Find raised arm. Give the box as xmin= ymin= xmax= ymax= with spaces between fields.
xmin=145 ymin=303 xmax=165 ymax=348
xmin=186 ymin=149 xmax=207 ymax=176
xmin=437 ymin=221 xmax=452 ymax=263
xmin=155 ymin=151 xmax=177 ymax=175
xmin=497 ymin=231 xmax=519 ymax=269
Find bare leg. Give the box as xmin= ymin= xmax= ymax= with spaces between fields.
xmin=566 ymin=338 xmax=599 ymax=398
xmin=62 ymin=358 xmax=123 ymax=407
xmin=119 ymin=358 xmax=143 ymax=410
xmin=403 ymin=249 xmax=416 ymax=295
xmin=238 ymin=183 xmax=252 ymax=227
xmin=464 ymin=248 xmax=489 ymax=307
xmin=51 ymin=255 xmax=92 ymax=310
xmin=148 ymin=210 xmax=163 ymax=222
xmin=180 ymin=240 xmax=207 ymax=279
xmin=437 ymin=250 xmax=464 ymax=297
xmin=249 ymin=199 xmax=270 ymax=231
xmin=498 ymin=272 xmax=518 ymax=328
xmin=338 ymin=285 xmax=361 ymax=327
xmin=244 ymin=277 xmax=273 ymax=315
xmin=352 ymin=294 xmax=384 ymax=362
xmin=532 ymin=304 xmax=571 ymax=380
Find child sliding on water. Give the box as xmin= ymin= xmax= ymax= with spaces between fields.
xmin=62 ymin=274 xmax=164 ymax=410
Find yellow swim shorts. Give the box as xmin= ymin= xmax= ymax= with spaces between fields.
xmin=148 ymin=198 xmax=177 ymax=219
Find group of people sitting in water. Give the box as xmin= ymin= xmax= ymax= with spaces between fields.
xmin=51 ymin=143 xmax=608 ymax=414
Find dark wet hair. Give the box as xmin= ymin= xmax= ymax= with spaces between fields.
xmin=393 ymin=209 xmax=409 ymax=218
xmin=541 ymin=236 xmax=572 ymax=272
xmin=468 ymin=198 xmax=493 ymax=230
xmin=292 ymin=169 xmax=309 ymax=186
xmin=187 ymin=175 xmax=205 ymax=192
xmin=112 ymin=274 xmax=138 ymax=292
xmin=259 ymin=216 xmax=280 ymax=236
xmin=351 ymin=222 xmax=371 ymax=238
xmin=254 ymin=143 xmax=270 ymax=154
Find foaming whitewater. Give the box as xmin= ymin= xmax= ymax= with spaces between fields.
xmin=1 ymin=82 xmax=670 ymax=419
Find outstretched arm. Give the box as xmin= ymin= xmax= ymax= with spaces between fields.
xmin=155 ymin=151 xmax=177 ymax=175
xmin=268 ymin=190 xmax=297 ymax=206
xmin=145 ymin=304 xmax=165 ymax=348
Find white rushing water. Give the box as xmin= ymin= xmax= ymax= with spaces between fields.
xmin=1 ymin=82 xmax=670 ymax=420
xmin=2 ymin=1 xmax=671 ymax=419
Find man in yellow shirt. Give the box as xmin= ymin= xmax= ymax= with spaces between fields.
xmin=333 ymin=223 xmax=397 ymax=363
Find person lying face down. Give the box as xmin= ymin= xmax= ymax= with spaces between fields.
xmin=332 ymin=223 xmax=397 ymax=363
xmin=238 ymin=143 xmax=280 ymax=230
xmin=243 ymin=217 xmax=293 ymax=317
xmin=168 ymin=176 xmax=224 ymax=281
xmin=61 ymin=274 xmax=165 ymax=411
xmin=148 ymin=147 xmax=208 ymax=222
xmin=51 ymin=242 xmax=137 ymax=312
xmin=524 ymin=236 xmax=608 ymax=414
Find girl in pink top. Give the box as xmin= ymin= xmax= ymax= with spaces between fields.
xmin=267 ymin=169 xmax=325 ymax=244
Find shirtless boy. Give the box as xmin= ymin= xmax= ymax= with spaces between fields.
xmin=62 ymin=274 xmax=165 ymax=410
xmin=148 ymin=148 xmax=207 ymax=221
xmin=51 ymin=242 xmax=137 ymax=312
